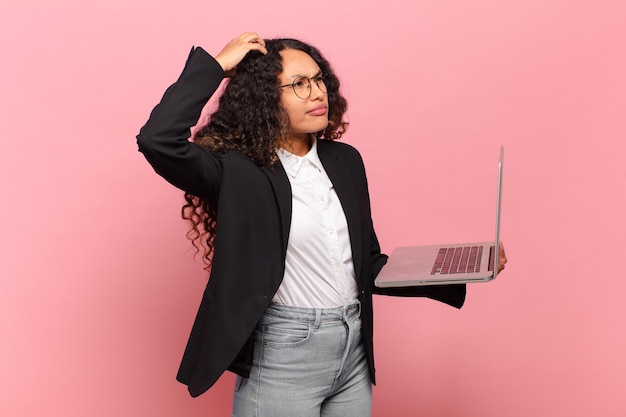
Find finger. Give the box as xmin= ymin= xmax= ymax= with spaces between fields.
xmin=241 ymin=32 xmax=265 ymax=45
xmin=498 ymin=242 xmax=507 ymax=262
xmin=241 ymin=32 xmax=267 ymax=54
xmin=246 ymin=41 xmax=267 ymax=54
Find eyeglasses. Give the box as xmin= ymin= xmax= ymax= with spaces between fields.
xmin=279 ymin=75 xmax=328 ymax=100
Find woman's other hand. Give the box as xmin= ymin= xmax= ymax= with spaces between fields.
xmin=497 ymin=242 xmax=508 ymax=273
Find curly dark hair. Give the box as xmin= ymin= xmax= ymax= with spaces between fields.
xmin=182 ymin=38 xmax=349 ymax=271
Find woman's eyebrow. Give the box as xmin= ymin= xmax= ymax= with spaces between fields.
xmin=288 ymin=69 xmax=323 ymax=79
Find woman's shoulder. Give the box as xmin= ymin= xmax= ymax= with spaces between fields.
xmin=317 ymin=139 xmax=360 ymax=156
xmin=317 ymin=139 xmax=365 ymax=167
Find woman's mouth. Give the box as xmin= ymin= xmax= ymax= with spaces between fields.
xmin=307 ymin=105 xmax=327 ymax=116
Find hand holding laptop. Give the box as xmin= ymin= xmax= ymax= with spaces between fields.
xmin=496 ymin=242 xmax=507 ymax=273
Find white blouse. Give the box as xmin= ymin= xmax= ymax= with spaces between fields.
xmin=273 ymin=140 xmax=358 ymax=308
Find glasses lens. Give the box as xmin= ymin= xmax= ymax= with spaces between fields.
xmin=292 ymin=77 xmax=311 ymax=99
xmin=314 ymin=76 xmax=327 ymax=94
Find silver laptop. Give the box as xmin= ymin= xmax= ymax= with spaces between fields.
xmin=375 ymin=146 xmax=504 ymax=287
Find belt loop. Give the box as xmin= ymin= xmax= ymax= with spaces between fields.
xmin=314 ymin=308 xmax=321 ymax=330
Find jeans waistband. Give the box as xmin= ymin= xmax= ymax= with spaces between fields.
xmin=264 ymin=300 xmax=361 ymax=323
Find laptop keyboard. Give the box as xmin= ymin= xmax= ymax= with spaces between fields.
xmin=431 ymin=246 xmax=483 ymax=275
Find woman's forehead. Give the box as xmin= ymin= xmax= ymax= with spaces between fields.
xmin=279 ymin=49 xmax=321 ymax=78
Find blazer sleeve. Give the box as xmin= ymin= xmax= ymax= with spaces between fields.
xmin=373 ymin=281 xmax=466 ymax=309
xmin=136 ymin=47 xmax=225 ymax=202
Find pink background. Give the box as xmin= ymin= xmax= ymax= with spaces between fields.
xmin=2 ymin=0 xmax=625 ymax=416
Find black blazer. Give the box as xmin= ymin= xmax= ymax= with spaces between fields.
xmin=137 ymin=47 xmax=466 ymax=398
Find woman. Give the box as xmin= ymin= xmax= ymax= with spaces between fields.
xmin=137 ymin=32 xmax=506 ymax=416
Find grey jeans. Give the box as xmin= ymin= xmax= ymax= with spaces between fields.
xmin=231 ymin=300 xmax=372 ymax=417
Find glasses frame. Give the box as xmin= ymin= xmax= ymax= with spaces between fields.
xmin=279 ymin=74 xmax=328 ymax=100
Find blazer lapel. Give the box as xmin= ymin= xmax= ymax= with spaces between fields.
xmin=317 ymin=141 xmax=364 ymax=281
xmin=262 ymin=162 xmax=292 ymax=256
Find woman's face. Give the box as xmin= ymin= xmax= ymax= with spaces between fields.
xmin=278 ymin=48 xmax=329 ymax=145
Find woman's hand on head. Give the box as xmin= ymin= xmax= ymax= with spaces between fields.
xmin=215 ymin=32 xmax=267 ymax=77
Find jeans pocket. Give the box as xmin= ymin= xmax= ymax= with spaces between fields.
xmin=260 ymin=320 xmax=311 ymax=348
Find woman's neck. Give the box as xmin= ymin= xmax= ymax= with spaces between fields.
xmin=280 ymin=134 xmax=313 ymax=157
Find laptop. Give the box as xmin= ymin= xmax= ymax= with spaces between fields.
xmin=374 ymin=146 xmax=504 ymax=287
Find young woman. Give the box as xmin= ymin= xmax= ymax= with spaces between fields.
xmin=137 ymin=32 xmax=506 ymax=417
